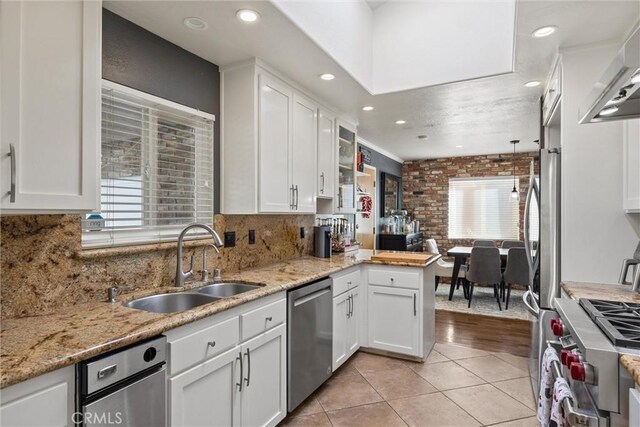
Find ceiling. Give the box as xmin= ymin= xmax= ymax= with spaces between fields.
xmin=104 ymin=0 xmax=639 ymax=160
xmin=365 ymin=0 xmax=388 ymax=11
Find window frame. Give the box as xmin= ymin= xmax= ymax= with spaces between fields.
xmin=82 ymin=80 xmax=215 ymax=249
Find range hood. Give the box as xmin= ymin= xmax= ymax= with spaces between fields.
xmin=579 ymin=26 xmax=640 ymax=124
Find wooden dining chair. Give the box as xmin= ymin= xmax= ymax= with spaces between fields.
xmin=473 ymin=239 xmax=496 ymax=247
xmin=503 ymin=247 xmax=530 ymax=309
xmin=465 ymin=247 xmax=502 ymax=310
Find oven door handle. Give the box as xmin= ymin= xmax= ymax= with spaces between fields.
xmin=522 ymin=289 xmax=539 ymax=318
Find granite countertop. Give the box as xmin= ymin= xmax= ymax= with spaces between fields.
xmin=560 ymin=281 xmax=640 ymax=303
xmin=0 ymin=251 xmax=440 ymax=389
xmin=561 ymin=281 xmax=640 ymax=385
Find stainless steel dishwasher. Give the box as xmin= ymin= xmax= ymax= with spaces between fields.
xmin=77 ymin=336 xmax=166 ymax=426
xmin=287 ymin=277 xmax=333 ymax=412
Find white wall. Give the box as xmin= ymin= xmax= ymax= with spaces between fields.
xmin=271 ymin=0 xmax=374 ymax=91
xmin=561 ymin=44 xmax=640 ymax=284
xmin=371 ymin=1 xmax=515 ymax=94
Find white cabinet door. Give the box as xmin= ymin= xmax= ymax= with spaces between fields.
xmin=240 ymin=324 xmax=287 ymax=427
xmin=332 ymin=291 xmax=349 ymax=371
xmin=0 ymin=0 xmax=100 ymax=213
xmin=367 ymin=286 xmax=421 ymax=357
xmin=291 ymin=94 xmax=317 ymax=213
xmin=623 ymin=119 xmax=640 ymax=212
xmin=347 ymin=286 xmax=361 ymax=357
xmin=0 ymin=366 xmax=75 ymax=427
xmin=169 ymin=346 xmax=242 ymax=427
xmin=258 ymin=73 xmax=292 ymax=213
xmin=317 ymin=110 xmax=335 ymax=198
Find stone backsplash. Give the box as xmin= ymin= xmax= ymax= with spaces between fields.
xmin=403 ymin=152 xmax=539 ymax=256
xmin=0 ymin=214 xmax=314 ymax=317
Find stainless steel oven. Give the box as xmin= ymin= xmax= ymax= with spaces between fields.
xmin=77 ymin=336 xmax=166 ymax=427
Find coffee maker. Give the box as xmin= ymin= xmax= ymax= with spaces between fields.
xmin=314 ymin=225 xmax=332 ymax=258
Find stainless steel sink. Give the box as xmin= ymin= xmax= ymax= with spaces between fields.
xmin=196 ymin=283 xmax=261 ymax=298
xmin=124 ymin=292 xmax=221 ymax=313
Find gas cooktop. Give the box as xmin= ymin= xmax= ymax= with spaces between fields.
xmin=579 ymin=299 xmax=640 ymax=349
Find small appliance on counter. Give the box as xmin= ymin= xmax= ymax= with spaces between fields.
xmin=314 ymin=225 xmax=332 ymax=258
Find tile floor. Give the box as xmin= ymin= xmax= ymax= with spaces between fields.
xmin=280 ymin=343 xmax=538 ymax=427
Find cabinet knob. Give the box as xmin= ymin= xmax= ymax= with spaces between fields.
xmin=207 ymin=341 xmax=216 ymax=348
xmin=265 ymin=316 xmax=273 ymax=322
xmin=390 ymin=277 xmax=394 ymax=283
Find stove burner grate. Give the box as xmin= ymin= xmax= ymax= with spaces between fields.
xmin=595 ymin=317 xmax=640 ymax=349
xmin=580 ymin=299 xmax=640 ymax=320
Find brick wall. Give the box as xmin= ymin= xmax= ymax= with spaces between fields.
xmin=403 ymin=152 xmax=539 ymax=260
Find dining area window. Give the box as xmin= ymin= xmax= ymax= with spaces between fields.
xmin=448 ymin=176 xmax=519 ymax=240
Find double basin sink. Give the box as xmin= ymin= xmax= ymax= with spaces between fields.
xmin=124 ymin=283 xmax=261 ymax=314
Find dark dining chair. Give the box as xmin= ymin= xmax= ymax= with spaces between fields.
xmin=500 ymin=240 xmax=525 ymax=249
xmin=473 ymin=239 xmax=496 ymax=247
xmin=465 ymin=247 xmax=502 ymax=310
xmin=503 ymin=247 xmax=530 ymax=310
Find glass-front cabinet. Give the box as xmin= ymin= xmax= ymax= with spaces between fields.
xmin=335 ymin=122 xmax=356 ymax=213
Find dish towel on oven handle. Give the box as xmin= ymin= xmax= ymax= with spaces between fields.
xmin=550 ymin=377 xmax=572 ymax=427
xmin=537 ymin=347 xmax=560 ymax=426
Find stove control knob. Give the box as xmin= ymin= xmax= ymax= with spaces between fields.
xmin=552 ymin=319 xmax=565 ymax=337
xmin=570 ymin=362 xmax=585 ymax=381
xmin=560 ymin=349 xmax=571 ymax=365
xmin=565 ymin=352 xmax=582 ymax=367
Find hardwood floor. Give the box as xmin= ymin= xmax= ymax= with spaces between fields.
xmin=435 ymin=310 xmax=532 ymax=357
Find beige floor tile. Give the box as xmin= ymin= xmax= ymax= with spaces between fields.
xmin=288 ymin=396 xmax=324 ymax=417
xmin=494 ymin=353 xmax=530 ymax=371
xmin=361 ymin=367 xmax=437 ymax=400
xmin=333 ymin=358 xmax=361 ymax=379
xmin=493 ymin=378 xmax=536 ymax=410
xmin=410 ymin=361 xmax=485 ymax=391
xmin=326 ymin=401 xmax=407 ymax=427
xmin=352 ymin=351 xmax=411 ymax=373
xmin=426 ymin=349 xmax=450 ymax=364
xmin=488 ymin=416 xmax=540 ymax=427
xmin=434 ymin=342 xmax=490 ymax=360
xmin=444 ymin=384 xmax=535 ymax=425
xmin=279 ymin=412 xmax=332 ymax=427
xmin=457 ymin=355 xmax=529 ymax=382
xmin=316 ymin=371 xmax=383 ymax=411
xmin=388 ymin=392 xmax=481 ymax=427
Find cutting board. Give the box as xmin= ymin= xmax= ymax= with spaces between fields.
xmin=370 ymin=252 xmax=434 ymax=265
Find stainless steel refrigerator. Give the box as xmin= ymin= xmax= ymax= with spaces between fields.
xmin=522 ymin=125 xmax=562 ymax=396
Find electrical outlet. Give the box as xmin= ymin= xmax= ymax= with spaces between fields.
xmin=248 ymin=229 xmax=255 ymax=245
xmin=224 ymin=231 xmax=236 ymax=248
xmin=299 ymin=227 xmax=305 ymax=239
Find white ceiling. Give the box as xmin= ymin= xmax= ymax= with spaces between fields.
xmin=365 ymin=0 xmax=388 ymax=11
xmin=104 ymin=0 xmax=639 ymax=160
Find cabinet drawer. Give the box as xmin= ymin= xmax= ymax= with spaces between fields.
xmin=367 ymin=267 xmax=420 ymax=290
xmin=169 ymin=316 xmax=239 ymax=375
xmin=241 ymin=298 xmax=286 ymax=341
xmin=332 ymin=268 xmax=360 ymax=296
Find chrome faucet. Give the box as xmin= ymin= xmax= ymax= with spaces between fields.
xmin=176 ymin=223 xmax=224 ymax=287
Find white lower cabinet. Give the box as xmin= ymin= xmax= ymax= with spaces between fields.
xmin=166 ymin=293 xmax=287 ymax=427
xmin=367 ymin=285 xmax=421 ymax=357
xmin=0 ymin=366 xmax=75 ymax=427
xmin=332 ymin=267 xmax=362 ymax=371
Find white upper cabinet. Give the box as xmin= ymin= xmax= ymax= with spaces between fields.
xmin=623 ymin=119 xmax=640 ymax=213
xmin=222 ymin=61 xmax=350 ymax=214
xmin=317 ymin=110 xmax=335 ymax=199
xmin=335 ymin=122 xmax=357 ymax=213
xmin=0 ymin=0 xmax=100 ymax=213
xmin=291 ymin=94 xmax=318 ymax=213
xmin=543 ymin=58 xmax=562 ymax=126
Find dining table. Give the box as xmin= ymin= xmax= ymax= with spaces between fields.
xmin=446 ymin=246 xmax=510 ymax=301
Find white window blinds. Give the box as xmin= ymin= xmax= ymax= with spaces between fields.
xmin=448 ymin=177 xmax=519 ymax=240
xmin=82 ymin=81 xmax=215 ymax=248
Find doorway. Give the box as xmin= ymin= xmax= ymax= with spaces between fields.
xmin=355 ymin=164 xmax=376 ymax=249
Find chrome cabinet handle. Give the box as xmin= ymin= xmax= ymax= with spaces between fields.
xmin=290 ymin=185 xmax=294 ymax=210
xmin=236 ymin=351 xmax=243 ymax=391
xmin=413 ymin=293 xmax=417 ymax=316
xmin=294 ymin=185 xmax=299 ymax=210
xmin=350 ymin=294 xmax=354 ymax=317
xmin=207 ymin=341 xmax=216 ymax=348
xmin=244 ymin=348 xmax=251 ymax=387
xmin=265 ymin=316 xmax=273 ymax=322
xmin=97 ymin=364 xmax=117 ymax=380
xmin=7 ymin=144 xmax=15 ymax=203
xmin=320 ymin=172 xmax=325 ymax=194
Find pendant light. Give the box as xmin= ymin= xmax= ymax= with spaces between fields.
xmin=510 ymin=140 xmax=520 ymax=202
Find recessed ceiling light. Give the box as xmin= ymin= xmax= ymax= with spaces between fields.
xmin=362 ymin=106 xmax=374 ymax=111
xmin=456 ymin=145 xmax=464 ymax=148
xmin=183 ymin=17 xmax=208 ymax=30
xmin=599 ymin=105 xmax=619 ymax=116
xmin=524 ymin=80 xmax=541 ymax=88
xmin=236 ymin=9 xmax=260 ymax=23
xmin=320 ymin=73 xmax=335 ymax=81
xmin=532 ymin=25 xmax=557 ymax=38
xmin=395 ymin=120 xmax=406 ymax=125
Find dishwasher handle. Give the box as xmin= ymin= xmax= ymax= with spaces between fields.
xmin=293 ymin=288 xmax=331 ymax=307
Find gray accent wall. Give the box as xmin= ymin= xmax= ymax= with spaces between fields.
xmin=102 ymin=9 xmax=221 ymax=212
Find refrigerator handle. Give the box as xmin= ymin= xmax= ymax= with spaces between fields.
xmin=524 ymin=161 xmax=540 ymax=284
xmin=522 ymin=288 xmax=540 ymax=318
